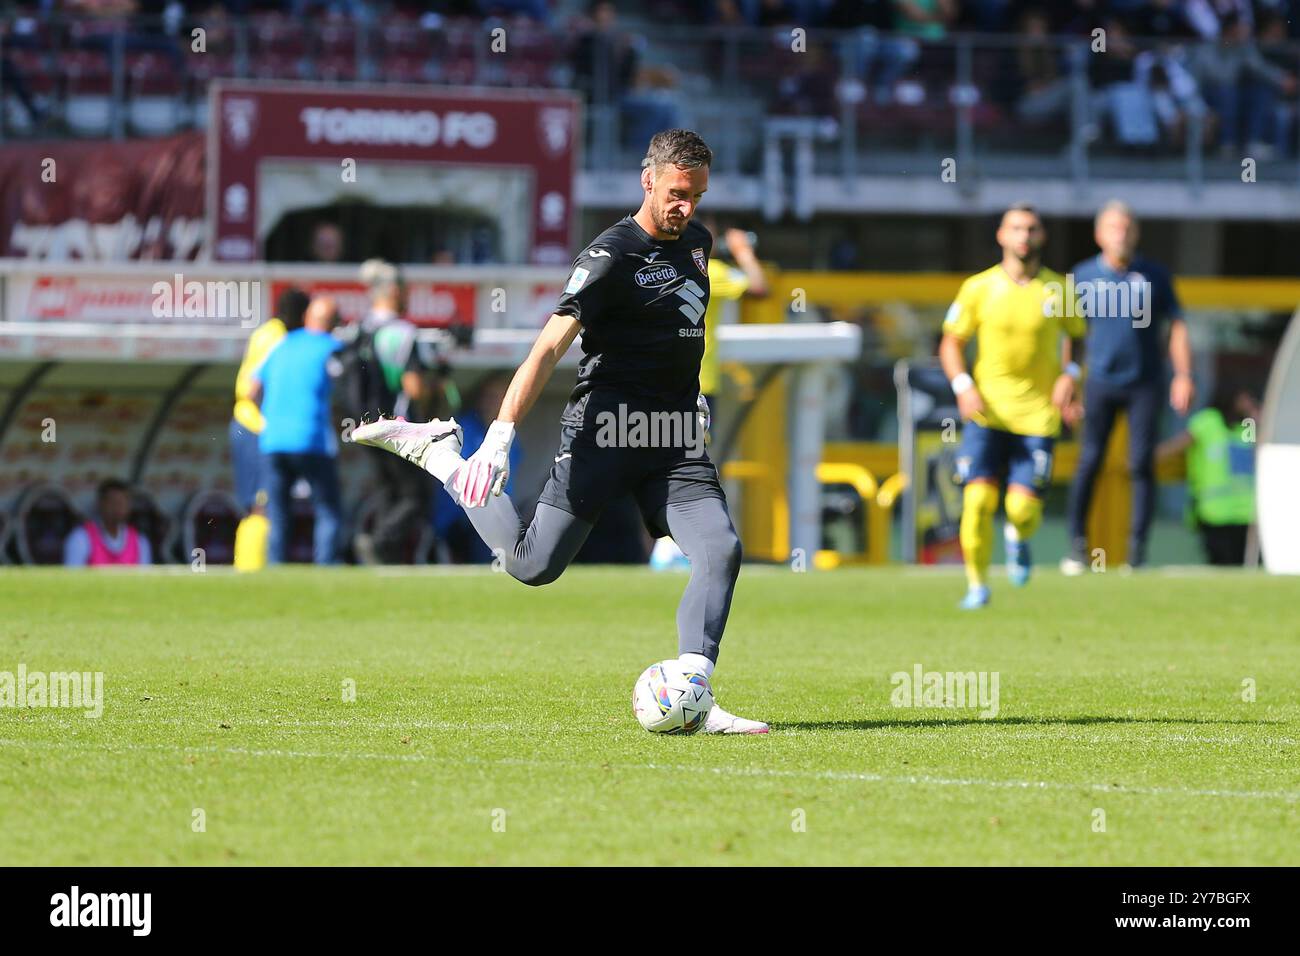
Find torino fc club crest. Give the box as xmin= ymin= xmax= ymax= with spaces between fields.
xmin=692 ymin=247 xmax=707 ymax=275
xmin=223 ymin=97 xmax=259 ymax=150
xmin=537 ymin=107 xmax=572 ymax=157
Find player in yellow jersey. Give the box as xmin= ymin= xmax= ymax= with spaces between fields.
xmin=938 ymin=204 xmax=1085 ymax=609
xmin=230 ymin=288 xmax=308 ymax=568
xmin=699 ymin=225 xmax=768 ymax=408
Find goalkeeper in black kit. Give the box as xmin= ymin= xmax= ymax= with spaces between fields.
xmin=353 ymin=129 xmax=767 ymax=733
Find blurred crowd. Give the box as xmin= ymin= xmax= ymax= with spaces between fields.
xmin=3 ymin=1 xmax=1299 ymax=155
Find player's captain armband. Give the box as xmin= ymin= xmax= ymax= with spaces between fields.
xmin=943 ymin=301 xmax=963 ymax=328
xmin=565 ymin=267 xmax=590 ymax=294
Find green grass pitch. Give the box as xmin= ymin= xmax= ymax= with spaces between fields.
xmin=1 ymin=565 xmax=1296 ymax=866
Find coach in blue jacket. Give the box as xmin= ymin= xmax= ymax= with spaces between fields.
xmin=1063 ymin=201 xmax=1194 ymax=572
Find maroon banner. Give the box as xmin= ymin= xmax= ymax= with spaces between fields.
xmin=0 ymin=133 xmax=206 ymax=261
xmin=209 ymin=81 xmax=580 ymax=265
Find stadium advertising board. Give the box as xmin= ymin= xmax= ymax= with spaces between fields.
xmin=265 ymin=279 xmax=475 ymax=329
xmin=208 ymin=82 xmax=580 ymax=265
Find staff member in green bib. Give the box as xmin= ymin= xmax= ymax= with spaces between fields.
xmin=1159 ymin=387 xmax=1259 ymax=565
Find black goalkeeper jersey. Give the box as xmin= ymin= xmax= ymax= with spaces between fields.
xmin=553 ymin=215 xmax=713 ymax=426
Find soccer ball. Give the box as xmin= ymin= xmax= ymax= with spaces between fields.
xmin=632 ymin=660 xmax=713 ymax=734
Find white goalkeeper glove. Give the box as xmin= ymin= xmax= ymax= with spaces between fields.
xmin=455 ymin=420 xmax=514 ymax=508
xmin=696 ymin=393 xmax=711 ymax=440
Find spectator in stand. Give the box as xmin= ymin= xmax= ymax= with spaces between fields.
xmin=64 ymin=478 xmax=153 ymax=567
xmin=1 ymin=11 xmax=50 ymax=128
xmin=1134 ymin=0 xmax=1196 ymax=41
xmin=310 ymin=222 xmax=345 ymax=263
xmin=892 ymin=0 xmax=956 ymax=41
xmin=756 ymin=0 xmax=797 ymax=27
xmin=1016 ymin=7 xmax=1073 ymax=127
xmin=957 ymin=0 xmax=1013 ymax=32
xmin=1042 ymin=0 xmax=1110 ymax=37
xmin=1189 ymin=10 xmax=1296 ymax=157
xmin=1184 ymin=0 xmax=1254 ymax=41
xmin=571 ymin=1 xmax=679 ymax=150
xmin=67 ymin=0 xmax=186 ymax=72
xmin=1089 ymin=17 xmax=1168 ymax=148
xmin=827 ymin=0 xmax=918 ymax=106
xmin=1257 ymin=12 xmax=1299 ymax=156
xmin=1135 ymin=46 xmax=1209 ymax=150
xmin=710 ymin=0 xmax=749 ymax=26
xmin=251 ymin=295 xmax=344 ymax=565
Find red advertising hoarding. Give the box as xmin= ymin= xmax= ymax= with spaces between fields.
xmin=266 ymin=279 xmax=475 ymax=329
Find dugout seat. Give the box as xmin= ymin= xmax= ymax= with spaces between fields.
xmin=350 ymin=494 xmax=433 ymax=565
xmin=128 ymin=489 xmax=171 ymax=565
xmin=180 ymin=490 xmax=240 ymax=566
xmin=12 ymin=484 xmax=81 ymax=565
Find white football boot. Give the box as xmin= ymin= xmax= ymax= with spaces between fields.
xmin=703 ymin=702 xmax=770 ymax=735
xmin=351 ymin=417 xmax=463 ymax=478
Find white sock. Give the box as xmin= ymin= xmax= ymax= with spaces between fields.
xmin=678 ymin=653 xmax=715 ymax=677
xmin=428 ymin=455 xmax=464 ymax=484
xmin=1004 ymin=522 xmax=1021 ymax=543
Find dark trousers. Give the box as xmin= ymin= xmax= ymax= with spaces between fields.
xmin=369 ymin=447 xmax=432 ymax=564
xmin=1066 ymin=379 xmax=1162 ymax=558
xmin=1199 ymin=523 xmax=1248 ymax=566
xmin=265 ymin=452 xmax=341 ymax=565
xmin=229 ymin=418 xmax=265 ymax=514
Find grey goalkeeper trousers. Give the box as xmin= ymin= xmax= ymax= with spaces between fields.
xmin=446 ymin=483 xmax=742 ymax=663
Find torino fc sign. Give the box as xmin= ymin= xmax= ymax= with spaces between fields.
xmin=298 ymin=106 xmax=498 ymax=148
xmin=208 ymin=81 xmax=580 ymax=265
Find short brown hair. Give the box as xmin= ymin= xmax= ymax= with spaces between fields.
xmin=641 ymin=129 xmax=713 ymax=173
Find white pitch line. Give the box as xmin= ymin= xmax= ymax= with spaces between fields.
xmin=14 ymin=716 xmax=1298 ymax=747
xmin=0 ymin=737 xmax=1295 ymax=803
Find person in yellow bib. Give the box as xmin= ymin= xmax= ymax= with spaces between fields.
xmin=1158 ymin=387 xmax=1259 ymax=566
xmin=938 ymin=203 xmax=1085 ymax=608
xmin=230 ymin=288 xmax=309 ymax=570
xmin=699 ymin=225 xmax=768 ymax=410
